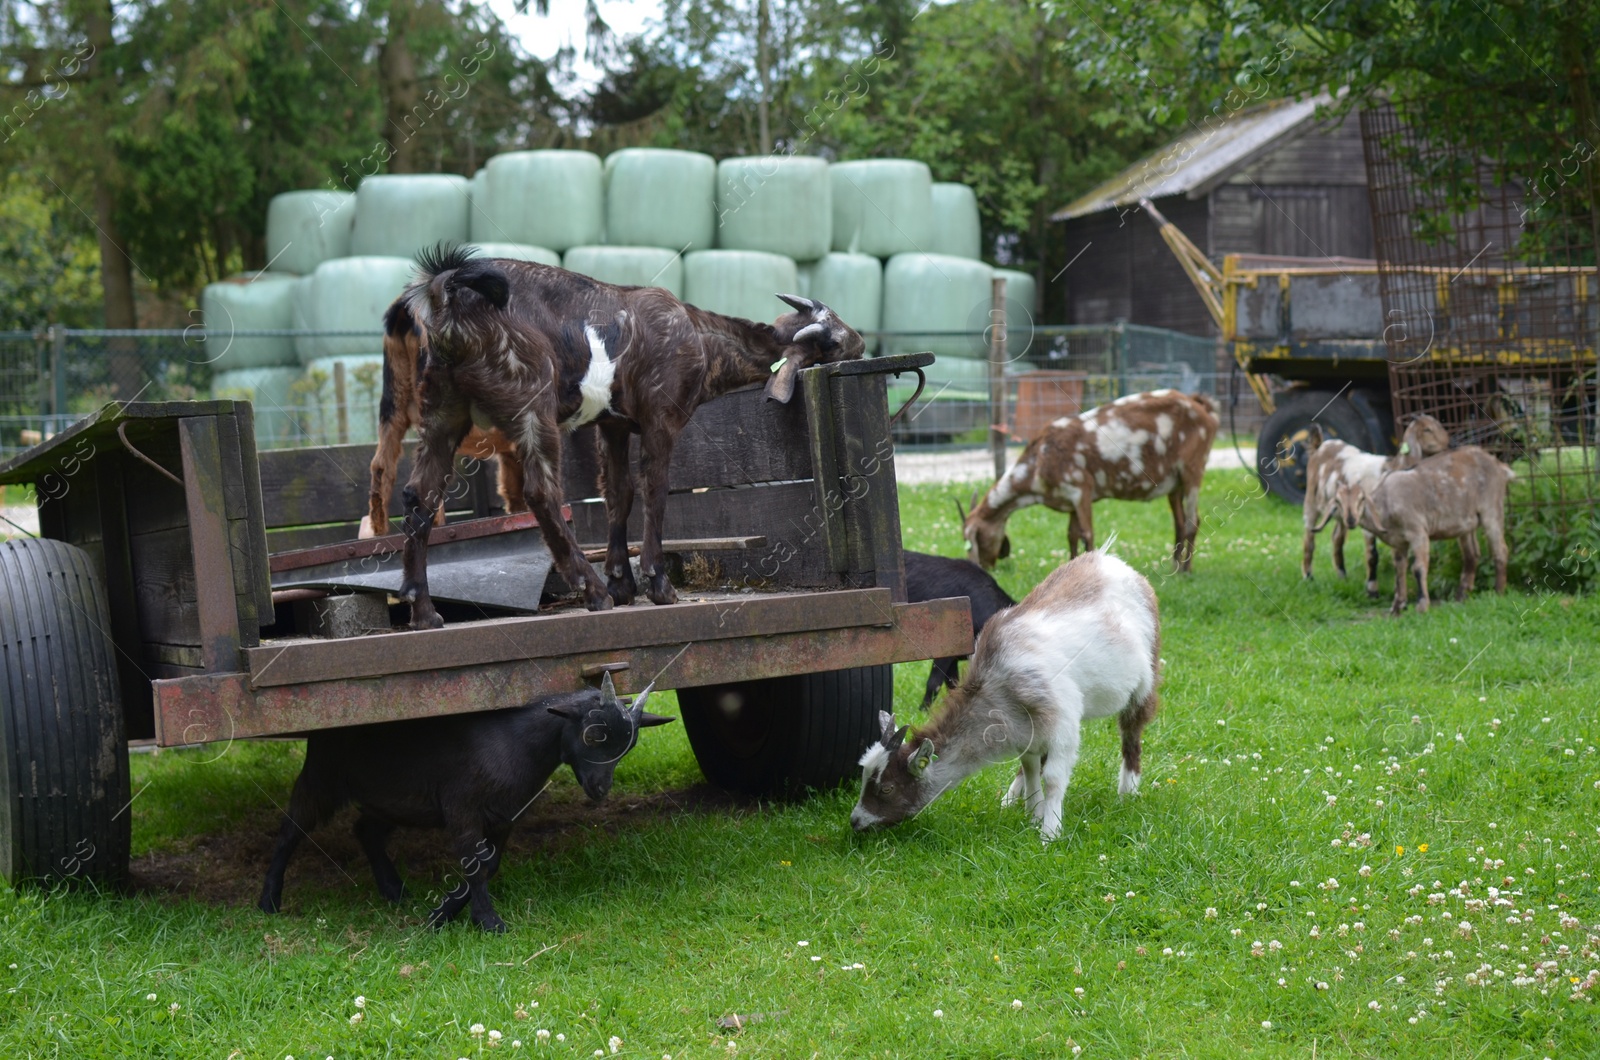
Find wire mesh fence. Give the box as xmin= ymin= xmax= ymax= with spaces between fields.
xmin=0 ymin=323 xmax=1242 ymax=463
xmin=1362 ymin=98 xmax=1599 ymax=585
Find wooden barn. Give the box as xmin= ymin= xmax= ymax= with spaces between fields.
xmin=1050 ymin=94 xmax=1372 ymax=337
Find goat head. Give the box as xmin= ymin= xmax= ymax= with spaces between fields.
xmin=766 ymin=294 xmax=865 ymax=403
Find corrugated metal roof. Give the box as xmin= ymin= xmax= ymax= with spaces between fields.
xmin=1050 ymin=94 xmax=1336 ymax=221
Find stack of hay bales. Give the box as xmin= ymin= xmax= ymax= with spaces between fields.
xmin=290 ymin=256 xmax=414 ymax=446
xmin=203 ymin=273 xmax=303 ymax=448
xmin=230 ymin=152 xmax=1011 ymax=447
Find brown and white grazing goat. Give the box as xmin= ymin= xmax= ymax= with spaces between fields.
xmin=394 ymin=245 xmax=864 ymax=628
xmin=961 ymin=390 xmax=1219 ymax=572
xmin=360 ymin=300 xmax=526 ymax=537
xmin=1335 ymin=445 xmax=1514 ymax=614
xmin=851 ymin=548 xmax=1160 ymax=841
xmin=1301 ymin=415 xmax=1450 ymax=589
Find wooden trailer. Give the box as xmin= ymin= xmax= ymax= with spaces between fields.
xmin=0 ymin=354 xmax=971 ymax=887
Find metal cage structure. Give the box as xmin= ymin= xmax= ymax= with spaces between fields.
xmin=1361 ymin=98 xmax=1599 ymax=581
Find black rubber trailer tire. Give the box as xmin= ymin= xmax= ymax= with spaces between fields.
xmin=1256 ymin=391 xmax=1373 ymax=504
xmin=677 ymin=665 xmax=891 ymax=799
xmin=0 ymin=537 xmax=130 ymax=888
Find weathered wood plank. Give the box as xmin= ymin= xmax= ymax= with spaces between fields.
xmin=801 ymin=368 xmax=849 ymax=572
xmin=833 ymin=372 xmax=906 ymax=599
xmin=129 ymin=526 xmax=199 ymax=647
xmin=179 ymin=417 xmax=243 ymax=672
xmin=230 ymin=403 xmax=276 ymax=622
xmin=118 ymin=424 xmax=191 ymax=536
xmin=156 ymin=597 xmax=972 ymax=743
xmin=244 ymin=587 xmax=897 ymax=688
xmin=93 ymin=453 xmax=156 ymax=739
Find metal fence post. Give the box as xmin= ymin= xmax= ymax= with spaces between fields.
xmin=989 ymin=277 xmax=1008 ymax=481
xmin=49 ymin=326 xmax=66 ymax=422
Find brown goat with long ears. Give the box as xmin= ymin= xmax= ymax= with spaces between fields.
xmin=395 ymin=245 xmax=864 ymax=628
xmin=361 ymin=298 xmax=526 ymax=538
xmin=962 ymin=390 xmax=1219 ymax=572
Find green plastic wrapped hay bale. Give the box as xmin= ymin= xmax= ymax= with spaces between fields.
xmin=993 ymin=268 xmax=1038 ymax=358
xmin=296 ymin=256 xmax=415 ymax=364
xmin=800 ymin=253 xmax=881 ymax=333
xmin=605 ymin=149 xmax=715 ymax=251
xmin=928 ymin=183 xmax=981 ymax=260
xmin=201 ymin=273 xmax=298 ymax=370
xmin=481 ymin=150 xmax=603 ymax=251
xmin=266 ymin=190 xmax=354 ymax=275
xmin=472 ymin=243 xmax=561 ymax=266
xmin=683 ymin=250 xmax=798 ymax=322
xmin=469 ymin=168 xmax=496 ymax=243
xmin=881 ymin=252 xmax=993 ymax=361
xmin=563 ymin=246 xmax=684 ymax=297
xmin=298 ymin=355 xmax=386 ymax=446
xmin=211 ymin=366 xmax=303 ymax=449
xmin=716 ymin=156 xmax=831 ymax=261
xmin=830 ymin=160 xmax=933 ymax=257
xmin=350 ymin=174 xmax=470 ymax=259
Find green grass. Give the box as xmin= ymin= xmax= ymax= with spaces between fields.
xmin=3 ymin=469 xmax=1598 ymax=1058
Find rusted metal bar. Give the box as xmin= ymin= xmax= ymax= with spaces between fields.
xmin=151 ymin=597 xmax=973 ymax=744
xmin=243 ymin=587 xmax=898 ymax=688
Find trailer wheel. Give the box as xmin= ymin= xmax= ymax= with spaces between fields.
xmin=0 ymin=538 xmax=130 ymax=888
xmin=677 ymin=665 xmax=891 ymax=798
xmin=1257 ymin=391 xmax=1373 ymax=504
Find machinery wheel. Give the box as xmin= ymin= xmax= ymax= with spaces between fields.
xmin=1256 ymin=391 xmax=1373 ymax=504
xmin=0 ymin=537 xmax=130 ymax=888
xmin=677 ymin=665 xmax=891 ymax=799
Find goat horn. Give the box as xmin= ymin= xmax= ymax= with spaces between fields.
xmin=792 ymin=321 xmax=827 ymax=343
xmin=776 ymin=293 xmax=817 ymax=313
xmin=637 ymin=711 xmax=676 ymax=728
xmin=886 ymin=725 xmax=909 ymax=752
xmin=599 ymin=670 xmax=619 ymax=704
xmin=954 ymin=498 xmax=968 ymax=524
xmin=627 ymin=680 xmax=656 ymax=719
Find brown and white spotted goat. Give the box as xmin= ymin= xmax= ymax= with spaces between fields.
xmin=1299 ymin=415 xmax=1449 ymax=588
xmin=395 ymin=245 xmax=864 ymax=628
xmin=962 ymin=390 xmax=1219 ymax=571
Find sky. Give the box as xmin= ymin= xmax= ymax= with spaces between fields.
xmin=486 ymin=0 xmax=666 ymax=88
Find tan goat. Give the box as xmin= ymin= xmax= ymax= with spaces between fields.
xmin=1301 ymin=415 xmax=1450 ymax=589
xmin=1335 ymin=446 xmax=1514 ymax=614
xmin=962 ymin=390 xmax=1219 ymax=571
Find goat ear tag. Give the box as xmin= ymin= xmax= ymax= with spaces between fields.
xmin=1399 ymin=442 xmax=1410 ymax=455
xmin=908 ymin=739 xmax=936 ymax=776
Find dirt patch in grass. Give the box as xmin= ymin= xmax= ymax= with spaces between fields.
xmin=128 ymin=784 xmax=754 ymax=910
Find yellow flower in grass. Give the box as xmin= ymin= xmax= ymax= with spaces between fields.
xmin=1418 ymin=843 xmax=1429 ymax=853
xmin=1396 ymin=846 xmax=1405 ymax=855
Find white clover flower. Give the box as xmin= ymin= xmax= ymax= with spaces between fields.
xmin=1205 ymin=907 xmax=1217 ymax=919
xmin=933 ymin=1009 xmax=944 ymax=1018
xmin=146 ymin=993 xmax=157 ymax=1002
xmin=557 ymin=1034 xmax=566 ymax=1043
xmin=1074 ymin=987 xmax=1085 ymax=997
xmin=349 ymin=1012 xmax=363 ymax=1025
xmin=537 ymin=1029 xmax=551 ymax=1042
xmin=490 ymin=1030 xmax=503 ymax=1042
xmin=169 ymin=1002 xmax=180 ymax=1013
xmin=1012 ymin=999 xmax=1024 ymax=1010
xmin=1261 ymin=1020 xmax=1273 ymax=1030
xmin=354 ymin=996 xmax=366 ymax=1009
xmin=609 ymin=1036 xmax=623 ymax=1053
xmin=796 ymin=940 xmax=808 ymax=947
xmin=472 ymin=1024 xmax=486 ymax=1036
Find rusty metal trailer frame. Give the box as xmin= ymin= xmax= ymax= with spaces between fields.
xmin=0 ymin=355 xmax=970 ymax=882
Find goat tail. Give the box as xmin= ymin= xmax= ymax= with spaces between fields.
xmin=412 ymin=242 xmax=511 ymax=310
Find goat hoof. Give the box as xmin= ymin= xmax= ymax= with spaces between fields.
xmin=606 ymin=576 xmax=636 ymax=607
xmin=256 ymin=894 xmax=281 ymax=915
xmin=475 ymin=913 xmax=508 ymax=934
xmin=409 ymin=611 xmax=445 ymax=631
xmin=583 ymin=591 xmax=614 ymax=612
xmin=647 ymin=573 xmax=677 ymax=606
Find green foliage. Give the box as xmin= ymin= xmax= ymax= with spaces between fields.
xmin=0 ymin=172 xmax=102 ymax=329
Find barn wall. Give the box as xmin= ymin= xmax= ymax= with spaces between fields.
xmin=1210 ymin=184 xmax=1374 ymax=259
xmin=1060 ymin=195 xmax=1217 ymax=337
xmin=1229 ymin=110 xmax=1369 ymax=186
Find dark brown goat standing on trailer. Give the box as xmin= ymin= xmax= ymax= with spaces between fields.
xmin=361 ymin=302 xmax=527 ymax=538
xmin=393 ymin=246 xmax=865 ymax=628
